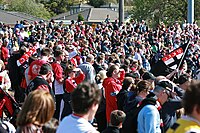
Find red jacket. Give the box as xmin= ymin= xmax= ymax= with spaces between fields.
xmin=65 ymin=72 xmax=85 ymax=93
xmin=102 ymin=70 xmax=125 ymax=122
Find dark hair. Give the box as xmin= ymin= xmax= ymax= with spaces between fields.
xmin=122 ymin=77 xmax=134 ymax=90
xmin=106 ymin=65 xmax=118 ymax=77
xmin=110 ymin=110 xmax=126 ymax=126
xmin=42 ymin=118 xmax=59 ymax=133
xmin=178 ymin=73 xmax=191 ymax=85
xmin=39 ymin=63 xmax=52 ymax=75
xmin=183 ymin=80 xmax=200 ymax=115
xmin=135 ymin=80 xmax=151 ymax=94
xmin=54 ymin=50 xmax=63 ymax=57
xmin=41 ymin=48 xmax=51 ymax=56
xmin=71 ymin=82 xmax=101 ymax=114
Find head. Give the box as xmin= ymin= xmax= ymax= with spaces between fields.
xmin=153 ymin=85 xmax=170 ymax=105
xmin=136 ymin=80 xmax=152 ymax=98
xmin=54 ymin=50 xmax=64 ymax=61
xmin=110 ymin=110 xmax=126 ymax=128
xmin=183 ymin=80 xmax=200 ymax=121
xmin=122 ymin=77 xmax=134 ymax=91
xmin=39 ymin=63 xmax=54 ymax=83
xmin=17 ymin=90 xmax=55 ymax=126
xmin=106 ymin=65 xmax=120 ymax=79
xmin=178 ymin=73 xmax=191 ymax=90
xmin=86 ymin=54 xmax=94 ymax=64
xmin=71 ymin=82 xmax=101 ymax=121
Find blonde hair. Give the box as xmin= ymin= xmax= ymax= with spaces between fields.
xmin=17 ymin=90 xmax=55 ymax=126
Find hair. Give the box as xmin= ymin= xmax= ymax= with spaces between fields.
xmin=106 ymin=65 xmax=118 ymax=77
xmin=41 ymin=48 xmax=51 ymax=56
xmin=17 ymin=90 xmax=55 ymax=126
xmin=135 ymin=80 xmax=151 ymax=94
xmin=183 ymin=80 xmax=200 ymax=115
xmin=39 ymin=63 xmax=52 ymax=75
xmin=86 ymin=54 xmax=94 ymax=63
xmin=54 ymin=50 xmax=63 ymax=57
xmin=122 ymin=77 xmax=134 ymax=90
xmin=71 ymin=82 xmax=101 ymax=114
xmin=42 ymin=118 xmax=59 ymax=133
xmin=110 ymin=110 xmax=126 ymax=126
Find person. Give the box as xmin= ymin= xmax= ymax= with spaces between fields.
xmin=61 ymin=65 xmax=85 ymax=119
xmin=57 ymin=82 xmax=101 ymax=133
xmin=26 ymin=63 xmax=54 ymax=99
xmin=16 ymin=90 xmax=55 ymax=133
xmin=28 ymin=48 xmax=51 ymax=80
xmin=102 ymin=110 xmax=126 ymax=133
xmin=51 ymin=50 xmax=65 ymax=120
xmin=78 ymin=54 xmax=96 ymax=83
xmin=137 ymin=85 xmax=170 ymax=133
xmin=117 ymin=77 xmax=134 ymax=111
xmin=167 ymin=80 xmax=200 ymax=133
xmin=103 ymin=65 xmax=125 ymax=122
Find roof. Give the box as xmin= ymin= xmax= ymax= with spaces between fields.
xmin=0 ymin=10 xmax=41 ymax=24
xmin=53 ymin=8 xmax=120 ymax=22
xmin=70 ymin=3 xmax=94 ymax=8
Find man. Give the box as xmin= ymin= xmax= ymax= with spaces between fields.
xmin=57 ymin=82 xmax=101 ymax=133
xmin=137 ymin=85 xmax=170 ymax=133
xmin=79 ymin=54 xmax=96 ymax=83
xmin=167 ymin=80 xmax=200 ymax=133
xmin=51 ymin=50 xmax=64 ymax=120
xmin=27 ymin=63 xmax=54 ymax=98
xmin=28 ymin=48 xmax=51 ymax=80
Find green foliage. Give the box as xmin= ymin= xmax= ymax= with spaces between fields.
xmin=88 ymin=0 xmax=117 ymax=8
xmin=130 ymin=0 xmax=200 ymax=27
xmin=8 ymin=0 xmax=51 ymax=19
xmin=77 ymin=14 xmax=84 ymax=22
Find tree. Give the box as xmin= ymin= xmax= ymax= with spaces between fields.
xmin=77 ymin=14 xmax=84 ymax=22
xmin=130 ymin=0 xmax=200 ymax=27
xmin=8 ymin=0 xmax=52 ymax=19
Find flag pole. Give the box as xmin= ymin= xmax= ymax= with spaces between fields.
xmin=173 ymin=39 xmax=191 ymax=80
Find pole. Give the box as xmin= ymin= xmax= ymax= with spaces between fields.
xmin=119 ymin=0 xmax=124 ymax=25
xmin=187 ymin=0 xmax=194 ymax=23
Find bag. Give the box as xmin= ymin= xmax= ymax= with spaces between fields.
xmin=121 ymin=93 xmax=157 ymax=133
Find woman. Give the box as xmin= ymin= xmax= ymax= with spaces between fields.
xmin=103 ymin=64 xmax=125 ymax=122
xmin=16 ymin=90 xmax=55 ymax=133
xmin=61 ymin=65 xmax=85 ymax=120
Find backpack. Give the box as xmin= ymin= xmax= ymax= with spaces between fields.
xmin=121 ymin=93 xmax=157 ymax=133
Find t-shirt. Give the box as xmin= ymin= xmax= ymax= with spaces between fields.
xmin=167 ymin=116 xmax=200 ymax=133
xmin=57 ymin=114 xmax=99 ymax=133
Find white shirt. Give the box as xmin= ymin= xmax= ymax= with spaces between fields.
xmin=57 ymin=114 xmax=98 ymax=133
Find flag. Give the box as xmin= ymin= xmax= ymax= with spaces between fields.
xmin=16 ymin=47 xmax=37 ymax=66
xmin=151 ymin=42 xmax=190 ymax=76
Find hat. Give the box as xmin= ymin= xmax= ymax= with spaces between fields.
xmin=39 ymin=63 xmax=52 ymax=75
xmin=142 ymin=72 xmax=155 ymax=80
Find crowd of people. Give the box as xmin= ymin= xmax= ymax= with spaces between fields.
xmin=0 ymin=17 xmax=199 ymax=133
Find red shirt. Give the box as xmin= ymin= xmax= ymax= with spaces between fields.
xmin=51 ymin=62 xmax=63 ymax=83
xmin=65 ymin=72 xmax=85 ymax=93
xmin=28 ymin=59 xmax=47 ymax=80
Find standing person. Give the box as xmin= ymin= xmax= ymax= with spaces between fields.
xmin=16 ymin=90 xmax=55 ymax=133
xmin=51 ymin=50 xmax=65 ymax=120
xmin=28 ymin=48 xmax=51 ymax=81
xmin=57 ymin=82 xmax=101 ymax=133
xmin=137 ymin=85 xmax=170 ymax=133
xmin=167 ymin=80 xmax=200 ymax=133
xmin=61 ymin=65 xmax=85 ymax=119
xmin=103 ymin=65 xmax=125 ymax=122
xmin=78 ymin=54 xmax=96 ymax=83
